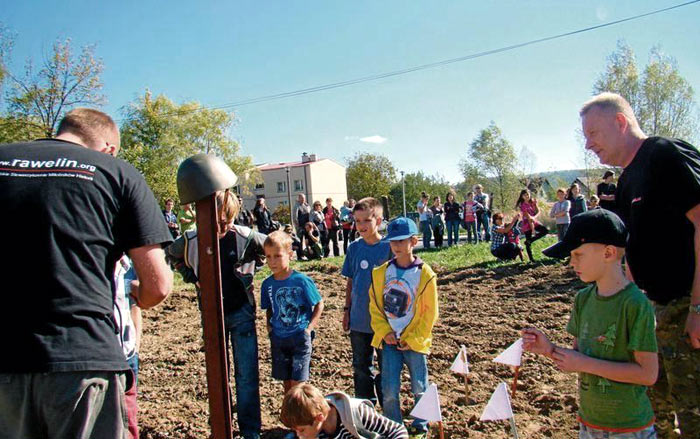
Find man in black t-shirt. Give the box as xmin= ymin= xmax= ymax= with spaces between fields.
xmin=580 ymin=92 xmax=700 ymax=437
xmin=0 ymin=108 xmax=173 ymax=438
xmin=596 ymin=170 xmax=617 ymax=212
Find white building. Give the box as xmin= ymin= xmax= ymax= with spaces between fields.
xmin=239 ymin=153 xmax=348 ymax=213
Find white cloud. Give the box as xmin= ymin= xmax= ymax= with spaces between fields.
xmin=359 ymin=135 xmax=388 ymax=144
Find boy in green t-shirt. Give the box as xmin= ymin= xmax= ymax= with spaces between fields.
xmin=523 ymin=209 xmax=659 ymax=438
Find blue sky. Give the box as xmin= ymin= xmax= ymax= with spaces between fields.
xmin=3 ymin=1 xmax=700 ymax=183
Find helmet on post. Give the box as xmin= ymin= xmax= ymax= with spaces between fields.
xmin=177 ymin=153 xmax=238 ymax=204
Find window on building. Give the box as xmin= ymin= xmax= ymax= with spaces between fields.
xmin=277 ymin=181 xmax=286 ymax=193
xmin=255 ymin=182 xmax=265 ymax=190
xmin=294 ymin=180 xmax=304 ymax=191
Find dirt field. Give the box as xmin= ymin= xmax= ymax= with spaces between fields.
xmin=139 ymin=260 xmax=583 ymax=439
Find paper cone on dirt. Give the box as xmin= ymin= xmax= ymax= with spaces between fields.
xmin=410 ymin=383 xmax=442 ymax=422
xmin=493 ymin=338 xmax=523 ymax=367
xmin=480 ymin=382 xmax=514 ymax=421
xmin=449 ymin=345 xmax=469 ymax=375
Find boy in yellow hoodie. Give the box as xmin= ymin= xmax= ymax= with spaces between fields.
xmin=369 ymin=217 xmax=438 ymax=439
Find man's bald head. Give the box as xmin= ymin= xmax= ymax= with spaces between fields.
xmin=56 ymin=108 xmax=120 ymax=156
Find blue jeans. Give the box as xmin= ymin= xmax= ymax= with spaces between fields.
xmin=463 ymin=221 xmax=478 ymax=243
xmin=224 ymin=303 xmax=261 ymax=439
xmin=381 ymin=344 xmax=429 ymax=432
xmin=420 ymin=220 xmax=432 ymax=249
xmin=477 ymin=212 xmax=490 ymax=241
xmin=446 ymin=220 xmax=460 ymax=246
xmin=350 ymin=331 xmax=382 ymax=405
xmin=578 ymin=423 xmax=656 ymax=439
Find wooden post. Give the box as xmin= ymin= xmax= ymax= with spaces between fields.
xmin=438 ymin=421 xmax=445 ymax=439
xmin=463 ymin=374 xmax=469 ymax=402
xmin=195 ymin=194 xmax=234 ymax=439
xmin=511 ymin=366 xmax=520 ymax=398
xmin=509 ymin=417 xmax=520 ymax=439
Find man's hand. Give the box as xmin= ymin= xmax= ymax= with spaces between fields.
xmin=342 ymin=310 xmax=350 ymax=332
xmin=383 ymin=332 xmax=398 ymax=345
xmin=552 ymin=347 xmax=588 ymax=373
xmin=522 ymin=328 xmax=554 ymax=357
xmin=685 ymin=311 xmax=700 ymax=349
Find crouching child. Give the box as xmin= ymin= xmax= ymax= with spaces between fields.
xmin=369 ymin=217 xmax=438 ymax=439
xmin=523 ymin=210 xmax=658 ymax=438
xmin=280 ymin=383 xmax=408 ymax=439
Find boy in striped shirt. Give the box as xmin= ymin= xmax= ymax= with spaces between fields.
xmin=281 ymin=383 xmax=407 ymax=439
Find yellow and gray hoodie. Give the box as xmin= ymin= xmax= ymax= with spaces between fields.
xmin=369 ymin=257 xmax=438 ymax=354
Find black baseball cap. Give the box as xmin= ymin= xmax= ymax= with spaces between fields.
xmin=542 ymin=209 xmax=628 ymax=259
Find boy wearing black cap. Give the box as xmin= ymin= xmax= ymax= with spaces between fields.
xmin=523 ymin=210 xmax=659 ymax=438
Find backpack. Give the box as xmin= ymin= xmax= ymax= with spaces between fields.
xmin=326 ymin=392 xmax=379 ymax=439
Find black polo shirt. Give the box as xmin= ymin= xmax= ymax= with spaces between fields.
xmin=617 ymin=137 xmax=700 ymax=304
xmin=597 ymin=182 xmax=617 ymax=212
xmin=0 ymin=139 xmax=172 ymax=372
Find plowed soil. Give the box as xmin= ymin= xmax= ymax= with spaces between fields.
xmin=139 ymin=260 xmax=583 ymax=439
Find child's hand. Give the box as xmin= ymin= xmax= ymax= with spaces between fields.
xmin=522 ymin=328 xmax=555 ymax=357
xmin=383 ymin=332 xmax=398 ymax=345
xmin=552 ymin=347 xmax=587 ymax=373
xmin=342 ymin=310 xmax=350 ymax=332
xmin=397 ymin=340 xmax=410 ymax=351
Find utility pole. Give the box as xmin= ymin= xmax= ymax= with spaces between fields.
xmin=286 ymin=167 xmax=293 ymax=222
xmin=401 ymin=171 xmax=406 ymax=217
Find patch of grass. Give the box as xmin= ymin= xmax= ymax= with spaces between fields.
xmin=253 ymin=235 xmax=559 ymax=281
xmin=417 ymin=235 xmax=558 ymax=272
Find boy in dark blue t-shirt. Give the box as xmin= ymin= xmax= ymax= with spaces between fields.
xmin=262 ymin=231 xmax=324 ymax=393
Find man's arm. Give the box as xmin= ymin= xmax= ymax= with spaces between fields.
xmin=686 ymin=203 xmax=700 ymax=348
xmin=128 ymin=244 xmax=173 ymax=309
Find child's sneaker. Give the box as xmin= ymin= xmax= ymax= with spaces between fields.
xmin=407 ymin=426 xmax=427 ymax=439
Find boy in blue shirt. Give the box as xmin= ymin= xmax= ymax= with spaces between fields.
xmin=341 ymin=197 xmax=392 ymax=405
xmin=262 ymin=231 xmax=324 ymax=393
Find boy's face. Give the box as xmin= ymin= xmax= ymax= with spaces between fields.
xmin=494 ymin=216 xmax=503 ymax=226
xmin=557 ymin=191 xmax=565 ymax=201
xmin=264 ymin=243 xmax=293 ymax=275
xmin=467 ymin=194 xmax=473 ymax=201
xmin=293 ymin=414 xmax=325 ymax=439
xmin=569 ymin=243 xmax=609 ymax=283
xmin=354 ymin=209 xmax=381 ymax=238
xmin=590 ymin=199 xmax=599 ymax=207
xmin=389 ymin=236 xmax=417 ymax=258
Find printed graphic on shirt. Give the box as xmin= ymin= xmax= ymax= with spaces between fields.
xmin=272 ymin=286 xmax=311 ymax=328
xmin=383 ymin=280 xmax=413 ymax=319
xmin=0 ymin=157 xmax=97 ymax=181
xmin=382 ymin=264 xmax=422 ymax=337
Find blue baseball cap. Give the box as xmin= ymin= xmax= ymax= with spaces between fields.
xmin=385 ymin=217 xmax=418 ymax=241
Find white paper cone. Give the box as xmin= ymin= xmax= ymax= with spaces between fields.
xmin=493 ymin=338 xmax=523 ymax=367
xmin=480 ymin=382 xmax=514 ymax=421
xmin=410 ymin=383 xmax=442 ymax=422
xmin=449 ymin=345 xmax=469 ymax=375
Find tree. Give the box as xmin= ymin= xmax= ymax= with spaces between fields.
xmin=594 ymin=41 xmax=697 ymax=142
xmin=120 ymin=91 xmax=258 ymax=203
xmin=6 ymin=38 xmax=105 ymax=138
xmin=345 ymin=152 xmax=396 ymax=202
xmin=460 ymin=122 xmax=519 ymax=212
xmin=389 ymin=171 xmax=453 ymax=215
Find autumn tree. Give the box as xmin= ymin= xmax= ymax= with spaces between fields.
xmin=594 ymin=41 xmax=697 ymax=141
xmin=460 ymin=122 xmax=519 ymax=212
xmin=389 ymin=171 xmax=453 ymax=215
xmin=345 ymin=152 xmax=396 ymax=202
xmin=120 ymin=91 xmax=258 ymax=203
xmin=6 ymin=38 xmax=105 ymax=138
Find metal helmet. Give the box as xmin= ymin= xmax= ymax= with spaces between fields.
xmin=177 ymin=153 xmax=238 ymax=204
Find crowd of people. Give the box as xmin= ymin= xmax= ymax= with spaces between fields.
xmin=1 ymin=92 xmax=698 ymax=439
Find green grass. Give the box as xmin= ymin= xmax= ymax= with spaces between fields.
xmin=254 ymin=235 xmax=559 ymax=280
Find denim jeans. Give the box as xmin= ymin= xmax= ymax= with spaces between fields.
xmin=381 ymin=344 xmax=429 ymax=432
xmin=463 ymin=221 xmax=478 ymax=243
xmin=578 ymin=423 xmax=656 ymax=439
xmin=224 ymin=303 xmax=261 ymax=439
xmin=350 ymin=331 xmax=382 ymax=405
xmin=446 ymin=220 xmax=461 ymax=246
xmin=476 ymin=212 xmax=490 ymax=241
xmin=556 ymin=223 xmax=569 ymax=242
xmin=420 ymin=220 xmax=432 ymax=249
